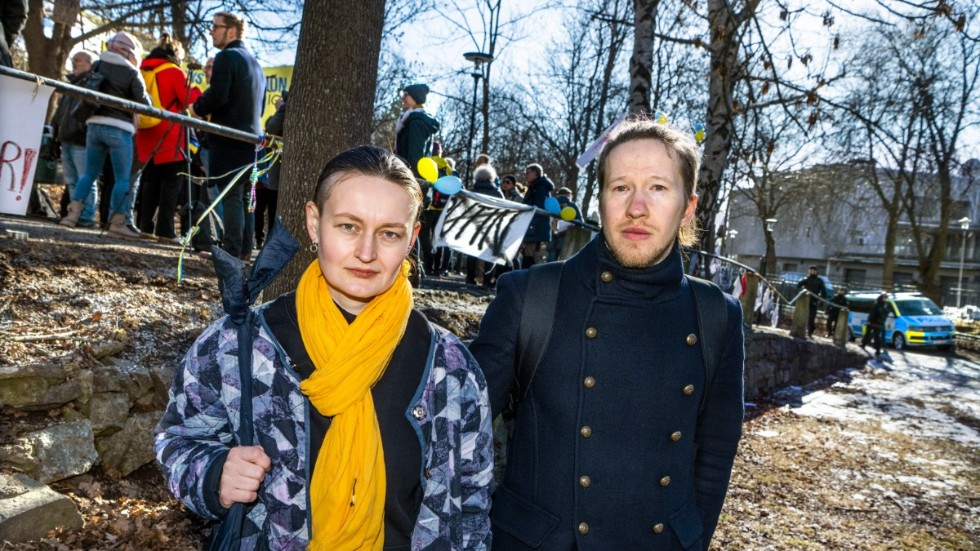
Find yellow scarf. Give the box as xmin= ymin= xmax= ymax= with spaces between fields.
xmin=296 ymin=259 xmax=413 ymax=551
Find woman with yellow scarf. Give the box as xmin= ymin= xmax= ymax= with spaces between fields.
xmin=156 ymin=146 xmax=494 ymax=550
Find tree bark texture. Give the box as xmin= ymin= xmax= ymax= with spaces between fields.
xmin=267 ymin=0 xmax=387 ymax=297
xmin=627 ymin=0 xmax=656 ymax=115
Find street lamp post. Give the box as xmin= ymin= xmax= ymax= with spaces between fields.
xmin=957 ymin=216 xmax=971 ymax=308
xmin=463 ymin=51 xmax=493 ymax=186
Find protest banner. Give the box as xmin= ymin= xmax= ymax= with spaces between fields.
xmin=188 ymin=64 xmax=293 ymax=127
xmin=0 ymin=75 xmax=55 ymax=215
xmin=433 ymin=191 xmax=535 ymax=265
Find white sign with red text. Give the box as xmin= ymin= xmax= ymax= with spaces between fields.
xmin=0 ymin=74 xmax=54 ymax=215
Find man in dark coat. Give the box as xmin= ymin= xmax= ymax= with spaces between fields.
xmin=471 ymin=119 xmax=744 ymax=550
xmin=796 ymin=265 xmax=828 ymax=338
xmin=861 ymin=293 xmax=891 ymax=356
xmin=189 ymin=11 xmax=266 ymax=260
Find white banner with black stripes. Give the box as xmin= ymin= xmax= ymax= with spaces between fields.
xmin=433 ymin=191 xmax=535 ymax=265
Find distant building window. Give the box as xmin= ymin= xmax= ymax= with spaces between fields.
xmin=857 ymin=237 xmax=865 ymax=246
xmin=845 ymin=268 xmax=867 ymax=284
xmin=783 ymin=263 xmax=798 ymax=273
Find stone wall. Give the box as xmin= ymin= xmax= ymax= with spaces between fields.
xmin=743 ymin=326 xmax=867 ymax=400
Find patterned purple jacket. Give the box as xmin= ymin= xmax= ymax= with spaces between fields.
xmin=154 ymin=304 xmax=494 ymax=550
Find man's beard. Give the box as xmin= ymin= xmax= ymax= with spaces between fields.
xmin=606 ymin=234 xmax=675 ymax=269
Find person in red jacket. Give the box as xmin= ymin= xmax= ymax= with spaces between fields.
xmin=135 ymin=34 xmax=201 ymax=242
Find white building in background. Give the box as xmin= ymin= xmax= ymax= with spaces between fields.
xmin=726 ymin=159 xmax=980 ymax=307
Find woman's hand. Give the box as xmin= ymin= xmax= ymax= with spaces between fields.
xmin=218 ymin=445 xmax=272 ymax=509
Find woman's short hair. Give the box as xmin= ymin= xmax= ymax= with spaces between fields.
xmin=595 ymin=117 xmax=701 ymax=247
xmin=313 ymin=145 xmax=423 ymax=223
xmin=474 ymin=165 xmax=497 ymax=183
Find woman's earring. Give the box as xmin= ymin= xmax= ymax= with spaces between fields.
xmin=309 ymin=242 xmax=319 ymax=253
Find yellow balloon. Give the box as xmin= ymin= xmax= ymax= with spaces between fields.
xmin=560 ymin=206 xmax=577 ymax=221
xmin=417 ymin=157 xmax=439 ymax=183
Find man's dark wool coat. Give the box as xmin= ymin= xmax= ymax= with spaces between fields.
xmin=471 ymin=236 xmax=744 ymax=550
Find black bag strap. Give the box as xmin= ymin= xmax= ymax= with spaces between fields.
xmin=235 ymin=314 xmax=255 ymax=445
xmin=685 ymin=274 xmax=728 ymax=416
xmin=510 ymin=261 xmax=564 ymax=414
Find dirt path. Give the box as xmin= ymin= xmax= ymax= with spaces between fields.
xmin=2 ymin=215 xmax=977 ymax=550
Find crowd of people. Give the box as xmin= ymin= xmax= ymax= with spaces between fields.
xmin=49 ymin=12 xmax=281 ymax=260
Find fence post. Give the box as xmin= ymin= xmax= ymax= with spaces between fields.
xmin=791 ymin=293 xmax=809 ymax=338
xmin=833 ymin=309 xmax=849 ymax=347
xmin=740 ymin=272 xmax=759 ymax=326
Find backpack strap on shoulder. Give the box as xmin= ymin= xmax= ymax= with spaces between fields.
xmin=510 ymin=261 xmax=564 ymax=414
xmin=686 ymin=274 xmax=728 ymax=416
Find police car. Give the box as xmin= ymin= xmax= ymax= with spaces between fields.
xmin=846 ymin=292 xmax=956 ymax=350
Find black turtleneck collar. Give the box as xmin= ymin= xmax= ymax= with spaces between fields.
xmin=571 ymin=232 xmax=685 ymax=302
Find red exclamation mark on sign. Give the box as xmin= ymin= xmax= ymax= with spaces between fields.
xmin=18 ymin=148 xmax=37 ymax=201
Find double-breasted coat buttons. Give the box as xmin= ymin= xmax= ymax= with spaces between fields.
xmin=578 ymin=522 xmax=590 ymax=535
xmin=600 ymin=271 xmax=613 ymax=282
xmin=579 ymin=475 xmax=592 ymax=488
xmin=585 ymin=327 xmax=598 ymax=339
xmin=683 ymin=384 xmax=695 ymax=395
xmin=580 ymin=426 xmax=593 ymax=438
xmin=670 ymin=431 xmax=682 ymax=442
xmin=583 ymin=376 xmax=596 ymax=389
xmin=686 ymin=333 xmax=698 ymax=345
xmin=652 ymin=523 xmax=664 ymax=534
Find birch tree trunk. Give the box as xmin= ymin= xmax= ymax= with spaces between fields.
xmin=628 ymin=0 xmax=657 ymax=115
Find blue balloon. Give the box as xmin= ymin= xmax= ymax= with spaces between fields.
xmin=544 ymin=197 xmax=561 ymax=215
xmin=433 ymin=175 xmax=463 ymax=195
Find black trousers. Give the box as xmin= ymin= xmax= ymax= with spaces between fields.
xmin=862 ymin=323 xmax=884 ymax=353
xmin=138 ymin=161 xmax=183 ymax=238
xmin=254 ymin=185 xmax=279 ymax=247
xmin=210 ymin=144 xmax=255 ymax=257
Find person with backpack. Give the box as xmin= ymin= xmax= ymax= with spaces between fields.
xmin=470 ymin=118 xmax=745 ymax=550
xmin=155 ymin=145 xmax=493 ymax=550
xmin=135 ymin=34 xmax=201 ymax=243
xmin=51 ymin=50 xmax=98 ymax=227
xmin=59 ymin=31 xmax=150 ymax=239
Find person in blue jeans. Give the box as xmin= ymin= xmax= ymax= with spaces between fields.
xmin=59 ymin=31 xmax=150 ymax=239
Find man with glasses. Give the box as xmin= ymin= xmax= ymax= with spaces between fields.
xmin=190 ymin=11 xmax=265 ymax=261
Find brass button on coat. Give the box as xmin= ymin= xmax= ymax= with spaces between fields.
xmin=683 ymin=384 xmax=695 ymax=395
xmin=580 ymin=426 xmax=593 ymax=438
xmin=670 ymin=431 xmax=682 ymax=442
xmin=600 ymin=271 xmax=613 ymax=282
xmin=578 ymin=522 xmax=590 ymax=535
xmin=584 ymin=376 xmax=596 ymax=389
xmin=652 ymin=523 xmax=664 ymax=534
xmin=579 ymin=475 xmax=592 ymax=488
xmin=660 ymin=476 xmax=671 ymax=487
xmin=585 ymin=327 xmax=598 ymax=339
xmin=686 ymin=333 xmax=697 ymax=345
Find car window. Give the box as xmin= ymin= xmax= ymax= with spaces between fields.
xmin=893 ymin=299 xmax=943 ymax=316
xmin=847 ymin=299 xmax=875 ymax=313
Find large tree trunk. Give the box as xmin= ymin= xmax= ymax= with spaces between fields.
xmin=267 ymin=0 xmax=387 ymax=297
xmin=627 ymin=0 xmax=657 ymax=115
xmin=22 ymin=0 xmax=76 ymax=79
xmin=881 ymin=209 xmax=898 ymax=291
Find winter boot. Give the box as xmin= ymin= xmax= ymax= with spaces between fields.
xmin=59 ymin=200 xmax=83 ymax=227
xmin=108 ymin=213 xmax=141 ymax=240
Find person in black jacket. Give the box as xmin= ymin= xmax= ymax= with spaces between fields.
xmin=471 ymin=118 xmax=744 ymax=550
xmin=59 ymin=32 xmax=150 ymax=240
xmin=796 ymin=265 xmax=828 ymax=338
xmin=825 ymin=287 xmax=848 ymax=337
xmin=520 ymin=163 xmax=555 ymax=267
xmin=861 ymin=293 xmax=891 ymax=356
xmin=255 ymin=91 xmax=286 ymax=249
xmin=51 ymin=50 xmax=98 ymax=227
xmin=189 ymin=11 xmax=266 ymax=260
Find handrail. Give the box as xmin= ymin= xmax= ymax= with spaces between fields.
xmin=0 ymin=65 xmax=266 ymax=146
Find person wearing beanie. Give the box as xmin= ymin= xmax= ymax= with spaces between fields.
xmin=395 ymin=83 xmax=440 ymax=180
xmin=59 ymin=30 xmax=151 ymax=240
